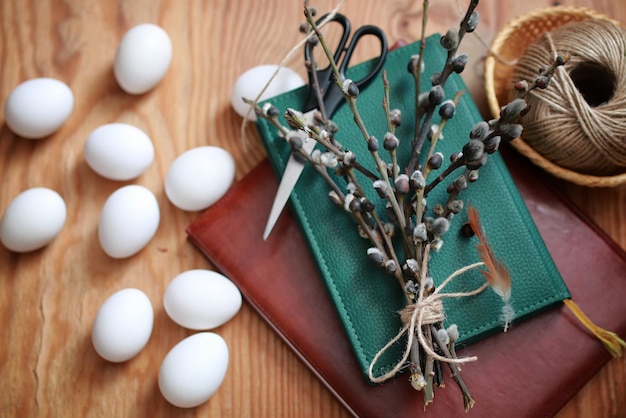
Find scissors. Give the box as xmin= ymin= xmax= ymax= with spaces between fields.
xmin=263 ymin=13 xmax=388 ymax=240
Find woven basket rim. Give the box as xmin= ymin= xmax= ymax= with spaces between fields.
xmin=484 ymin=5 xmax=626 ymax=187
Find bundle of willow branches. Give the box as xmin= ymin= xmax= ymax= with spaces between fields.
xmin=250 ymin=0 xmax=566 ymax=410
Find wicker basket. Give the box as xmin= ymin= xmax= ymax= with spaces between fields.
xmin=484 ymin=6 xmax=626 ymax=187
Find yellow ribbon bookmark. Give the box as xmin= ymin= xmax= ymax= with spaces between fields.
xmin=564 ymin=299 xmax=626 ymax=357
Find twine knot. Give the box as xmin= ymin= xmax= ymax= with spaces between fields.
xmin=399 ymin=299 xmax=445 ymax=327
xmin=368 ymin=260 xmax=487 ymax=384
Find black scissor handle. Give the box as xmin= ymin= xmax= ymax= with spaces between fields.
xmin=320 ymin=24 xmax=388 ymax=117
xmin=338 ymin=25 xmax=388 ymax=89
xmin=304 ymin=13 xmax=351 ymax=74
xmin=302 ymin=13 xmax=388 ymax=118
xmin=304 ymin=13 xmax=351 ymax=112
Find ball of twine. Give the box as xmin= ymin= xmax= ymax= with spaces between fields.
xmin=510 ymin=18 xmax=626 ymax=176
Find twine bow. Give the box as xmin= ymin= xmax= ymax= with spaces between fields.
xmin=368 ymin=246 xmax=488 ymax=383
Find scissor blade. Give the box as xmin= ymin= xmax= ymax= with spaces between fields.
xmin=263 ymin=132 xmax=317 ymax=240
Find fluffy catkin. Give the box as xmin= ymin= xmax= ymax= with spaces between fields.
xmin=510 ymin=19 xmax=626 ymax=176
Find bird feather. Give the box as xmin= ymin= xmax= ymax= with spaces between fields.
xmin=467 ymin=205 xmax=514 ymax=330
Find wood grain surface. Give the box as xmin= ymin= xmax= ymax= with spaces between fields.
xmin=1 ymin=0 xmax=625 ymax=417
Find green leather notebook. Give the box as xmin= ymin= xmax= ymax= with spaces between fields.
xmin=256 ymin=35 xmax=570 ymax=378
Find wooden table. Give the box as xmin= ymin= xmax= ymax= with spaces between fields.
xmin=1 ymin=0 xmax=624 ymax=416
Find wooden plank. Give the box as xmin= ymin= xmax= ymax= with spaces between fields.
xmin=0 ymin=0 xmax=624 ymax=416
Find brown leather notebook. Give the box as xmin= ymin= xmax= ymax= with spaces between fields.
xmin=186 ymin=148 xmax=626 ymax=418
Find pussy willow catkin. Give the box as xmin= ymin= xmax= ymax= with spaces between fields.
xmin=511 ymin=19 xmax=626 ymax=176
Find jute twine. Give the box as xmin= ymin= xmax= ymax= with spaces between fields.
xmin=485 ymin=7 xmax=626 ymax=186
xmin=368 ymin=245 xmax=487 ymax=383
xmin=510 ymin=18 xmax=626 ymax=176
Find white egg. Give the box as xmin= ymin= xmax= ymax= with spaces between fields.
xmin=84 ymin=123 xmax=155 ymax=181
xmin=231 ymin=64 xmax=305 ymax=121
xmin=91 ymin=288 xmax=154 ymax=362
xmin=98 ymin=185 xmax=160 ymax=258
xmin=165 ymin=146 xmax=235 ymax=212
xmin=158 ymin=332 xmax=229 ymax=408
xmin=164 ymin=270 xmax=242 ymax=330
xmin=4 ymin=78 xmax=74 ymax=139
xmin=114 ymin=23 xmax=173 ymax=94
xmin=0 ymin=187 xmax=67 ymax=252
